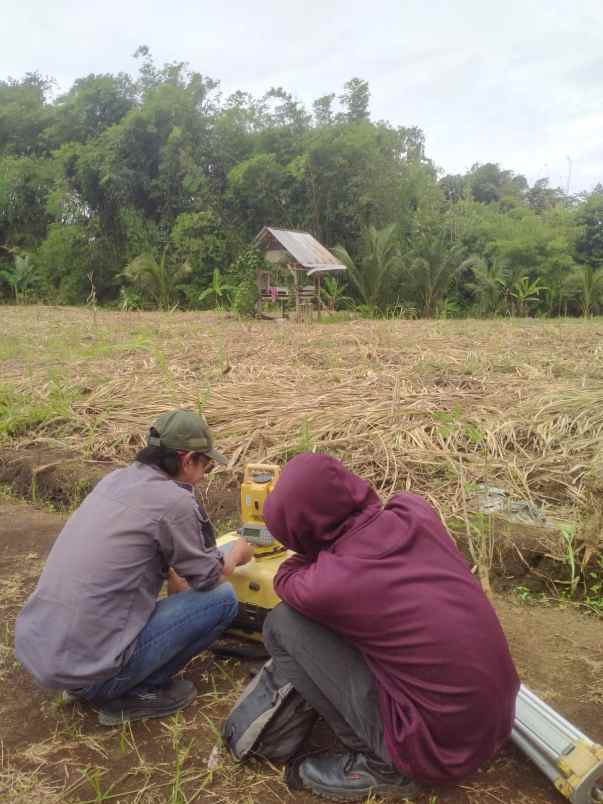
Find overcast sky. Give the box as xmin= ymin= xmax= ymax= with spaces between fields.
xmin=3 ymin=0 xmax=602 ymax=193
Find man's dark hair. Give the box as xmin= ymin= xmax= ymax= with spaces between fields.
xmin=135 ymin=445 xmax=205 ymax=477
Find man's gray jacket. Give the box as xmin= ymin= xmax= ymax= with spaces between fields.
xmin=15 ymin=462 xmax=224 ymax=689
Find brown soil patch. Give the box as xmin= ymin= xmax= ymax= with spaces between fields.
xmin=0 ymin=447 xmax=240 ymax=526
xmin=1 ymin=500 xmax=601 ymax=804
xmin=0 ymin=446 xmax=112 ymax=510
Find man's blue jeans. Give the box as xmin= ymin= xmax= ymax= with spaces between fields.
xmin=78 ymin=581 xmax=238 ymax=703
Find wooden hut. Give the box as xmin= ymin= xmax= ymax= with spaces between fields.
xmin=255 ymin=227 xmax=346 ymax=321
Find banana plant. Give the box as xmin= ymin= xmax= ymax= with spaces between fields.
xmin=0 ymin=254 xmax=36 ymax=303
xmin=320 ymin=275 xmax=352 ymax=312
xmin=509 ymin=276 xmax=546 ymax=316
xmin=198 ymin=269 xmax=235 ymax=309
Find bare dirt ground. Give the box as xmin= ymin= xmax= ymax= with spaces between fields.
xmin=1 ymin=497 xmax=601 ymax=804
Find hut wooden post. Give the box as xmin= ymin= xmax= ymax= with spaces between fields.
xmin=255 ymin=267 xmax=263 ymax=317
xmin=291 ymin=264 xmax=300 ymax=323
xmin=314 ymin=274 xmax=321 ymax=321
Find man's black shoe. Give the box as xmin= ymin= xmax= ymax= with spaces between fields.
xmin=297 ymin=751 xmax=418 ymax=801
xmin=98 ymin=679 xmax=197 ymax=726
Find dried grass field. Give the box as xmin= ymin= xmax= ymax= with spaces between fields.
xmin=0 ymin=306 xmax=602 ymax=804
xmin=2 ymin=306 xmax=603 ymax=514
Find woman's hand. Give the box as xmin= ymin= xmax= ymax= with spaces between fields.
xmin=167 ymin=567 xmax=191 ymax=595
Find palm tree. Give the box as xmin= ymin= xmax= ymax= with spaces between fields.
xmin=564 ymin=264 xmax=603 ymax=317
xmin=198 ymin=269 xmax=235 ymax=309
xmin=120 ymin=246 xmax=191 ymax=310
xmin=333 ymin=224 xmax=401 ymax=312
xmin=405 ymin=232 xmax=466 ymax=318
xmin=465 ymin=256 xmax=509 ymax=316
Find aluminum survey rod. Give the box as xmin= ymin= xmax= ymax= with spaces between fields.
xmin=512 ymin=727 xmax=562 ymax=780
xmin=517 ymin=685 xmax=587 ymax=741
xmin=512 ymin=684 xmax=603 ymax=804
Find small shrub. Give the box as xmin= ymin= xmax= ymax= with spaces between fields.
xmin=233 ymin=275 xmax=258 ymax=318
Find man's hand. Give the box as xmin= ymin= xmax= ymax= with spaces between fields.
xmin=167 ymin=567 xmax=191 ymax=595
xmin=222 ymin=538 xmax=255 ymax=577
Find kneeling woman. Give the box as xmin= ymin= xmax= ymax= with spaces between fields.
xmin=260 ymin=453 xmax=519 ymax=801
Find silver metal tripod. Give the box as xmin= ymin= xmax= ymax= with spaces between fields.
xmin=513 ymin=685 xmax=603 ymax=804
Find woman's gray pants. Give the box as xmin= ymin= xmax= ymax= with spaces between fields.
xmin=262 ymin=603 xmax=390 ymax=764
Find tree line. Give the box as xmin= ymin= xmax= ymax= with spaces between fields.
xmin=1 ymin=48 xmax=602 ymax=317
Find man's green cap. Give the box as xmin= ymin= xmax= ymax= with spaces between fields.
xmin=147 ymin=410 xmax=227 ymax=465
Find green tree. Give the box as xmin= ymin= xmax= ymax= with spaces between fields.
xmin=575 ymin=188 xmax=603 ymax=268
xmin=0 ymin=73 xmax=55 ymax=156
xmin=227 ymin=154 xmax=291 ymax=237
xmin=403 ymin=203 xmax=467 ymax=317
xmin=464 ymin=256 xmax=509 ymax=315
xmin=539 ymin=235 xmax=576 ymax=316
xmin=439 ymin=174 xmax=465 ymax=202
xmin=467 ymin=162 xmax=527 ymax=206
xmin=526 ymin=178 xmax=564 ymax=212
xmin=232 ymin=274 xmax=258 ymax=317
xmin=333 ymin=223 xmax=401 ymax=311
xmin=120 ymin=246 xmax=191 ymax=309
xmin=457 ymin=202 xmax=576 ymax=311
xmin=301 ymin=121 xmax=409 ymax=248
xmin=261 ymin=86 xmax=311 ymax=133
xmin=170 ymin=210 xmax=227 ymax=288
xmin=0 ymin=155 xmax=56 ymax=248
xmin=313 ymin=94 xmax=336 ymax=127
xmin=226 ymin=246 xmax=268 ymax=284
xmin=227 ymin=248 xmax=266 ymax=317
xmin=563 ymin=265 xmax=603 ymax=317
xmin=48 ymin=73 xmax=136 ymax=145
xmin=0 ymin=57 xmax=596 ymax=317
xmin=399 ymin=160 xmax=439 ymax=240
xmin=206 ymin=93 xmax=259 ymax=198
xmin=339 ymin=78 xmax=370 ymax=122
xmin=405 ymin=239 xmax=467 ymax=317
xmin=35 ymin=223 xmax=96 ymax=303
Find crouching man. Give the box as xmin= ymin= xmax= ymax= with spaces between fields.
xmin=15 ymin=410 xmax=254 ymax=726
xmin=226 ymin=453 xmax=519 ymax=801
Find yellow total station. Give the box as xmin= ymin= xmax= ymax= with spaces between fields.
xmin=239 ymin=463 xmax=283 ymax=555
xmin=217 ymin=463 xmax=290 ymax=639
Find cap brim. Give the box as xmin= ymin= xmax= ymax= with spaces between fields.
xmin=205 ymin=448 xmax=228 ymax=466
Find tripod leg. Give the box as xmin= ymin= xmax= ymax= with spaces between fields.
xmin=512 ymin=685 xmax=603 ymax=804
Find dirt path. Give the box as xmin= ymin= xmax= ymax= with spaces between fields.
xmin=0 ymin=500 xmax=601 ymax=804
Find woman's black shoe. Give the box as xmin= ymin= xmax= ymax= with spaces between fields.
xmin=297 ymin=751 xmax=418 ymax=801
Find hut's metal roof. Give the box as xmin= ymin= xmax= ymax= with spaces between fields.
xmin=256 ymin=227 xmax=346 ymax=275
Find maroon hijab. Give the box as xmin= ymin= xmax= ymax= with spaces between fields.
xmin=264 ymin=453 xmax=519 ymax=784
